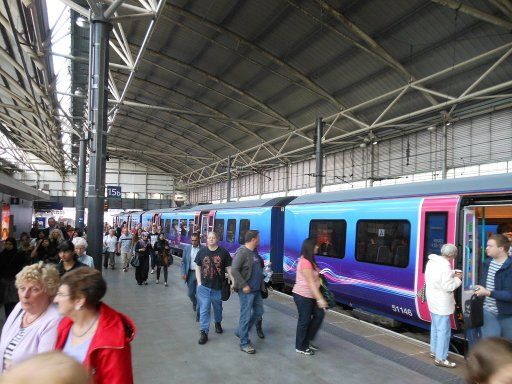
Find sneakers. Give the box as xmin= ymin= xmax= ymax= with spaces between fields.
xmin=198 ymin=331 xmax=208 ymax=345
xmin=240 ymin=344 xmax=256 ymax=354
xmin=309 ymin=343 xmax=319 ymax=351
xmin=156 ymin=280 xmax=159 ymax=284
xmin=215 ymin=322 xmax=223 ymax=334
xmin=296 ymin=348 xmax=315 ymax=355
xmin=164 ymin=282 xmax=168 ymax=287
xmin=123 ymin=268 xmax=127 ymax=272
xmin=144 ymin=281 xmax=148 ymax=285
xmin=434 ymin=359 xmax=457 ymax=368
xmin=429 ymin=352 xmax=435 ymax=359
xmin=150 ymin=269 xmax=155 ymax=274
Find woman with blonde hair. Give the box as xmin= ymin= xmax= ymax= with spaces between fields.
xmin=0 ymin=262 xmax=60 ymax=372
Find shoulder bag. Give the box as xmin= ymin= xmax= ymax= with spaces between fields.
xmin=464 ymin=294 xmax=484 ymax=329
xmin=319 ymin=274 xmax=336 ymax=309
xmin=209 ymin=255 xmax=230 ymax=301
xmin=130 ymin=254 xmax=140 ymax=268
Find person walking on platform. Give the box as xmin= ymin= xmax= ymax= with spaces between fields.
xmin=154 ymin=233 xmax=171 ymax=286
xmin=292 ymin=238 xmax=328 ymax=355
xmin=231 ymin=230 xmax=265 ymax=354
xmin=102 ymin=229 xmax=117 ymax=270
xmin=118 ymin=227 xmax=133 ymax=272
xmin=474 ymin=234 xmax=512 ymax=340
xmin=181 ymin=232 xmax=204 ymax=321
xmin=425 ymin=243 xmax=462 ymax=368
xmin=149 ymin=224 xmax=160 ymax=275
xmin=195 ymin=232 xmax=232 ymax=345
xmin=134 ymin=233 xmax=151 ymax=285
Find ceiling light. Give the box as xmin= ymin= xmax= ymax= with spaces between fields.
xmin=372 ymin=140 xmax=378 ymax=145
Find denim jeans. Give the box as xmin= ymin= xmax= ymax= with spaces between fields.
xmin=293 ymin=293 xmax=325 ymax=351
xmin=238 ymin=291 xmax=264 ymax=347
xmin=482 ymin=310 xmax=512 ymax=340
xmin=197 ymin=284 xmax=222 ymax=334
xmin=430 ymin=313 xmax=451 ymax=360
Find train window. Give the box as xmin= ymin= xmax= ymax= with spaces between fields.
xmin=309 ymin=220 xmax=346 ymax=259
xmin=227 ymin=219 xmax=236 ymax=243
xmin=164 ymin=219 xmax=171 ymax=235
xmin=214 ymin=219 xmax=225 ymax=241
xmin=356 ymin=220 xmax=410 ymax=268
xmin=188 ymin=219 xmax=195 ymax=236
xmin=238 ymin=219 xmax=250 ymax=244
xmin=180 ymin=219 xmax=188 ymax=237
xmin=423 ymin=212 xmax=448 ymax=272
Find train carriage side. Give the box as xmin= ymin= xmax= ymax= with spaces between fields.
xmin=284 ymin=197 xmax=429 ymax=328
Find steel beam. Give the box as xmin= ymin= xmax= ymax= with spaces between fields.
xmin=315 ymin=117 xmax=323 ymax=193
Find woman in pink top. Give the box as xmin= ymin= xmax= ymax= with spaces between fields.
xmin=292 ymin=238 xmax=328 ymax=355
xmin=0 ymin=262 xmax=61 ymax=372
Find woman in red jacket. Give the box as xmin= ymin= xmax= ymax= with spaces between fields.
xmin=54 ymin=267 xmax=136 ymax=384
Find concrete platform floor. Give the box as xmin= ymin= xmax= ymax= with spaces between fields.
xmin=100 ymin=262 xmax=465 ymax=384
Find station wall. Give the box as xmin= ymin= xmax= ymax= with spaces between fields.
xmin=188 ymin=108 xmax=512 ymax=203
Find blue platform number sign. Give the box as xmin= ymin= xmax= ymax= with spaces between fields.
xmin=107 ymin=186 xmax=122 ymax=199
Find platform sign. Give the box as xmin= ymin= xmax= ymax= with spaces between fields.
xmin=106 ymin=186 xmax=122 ymax=199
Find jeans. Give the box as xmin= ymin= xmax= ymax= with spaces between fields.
xmin=482 ymin=310 xmax=512 ymax=340
xmin=293 ymin=293 xmax=325 ymax=351
xmin=238 ymin=291 xmax=264 ymax=347
xmin=156 ymin=266 xmax=168 ymax=282
xmin=150 ymin=250 xmax=156 ymax=270
xmin=197 ymin=284 xmax=222 ymax=334
xmin=187 ymin=271 xmax=198 ymax=312
xmin=430 ymin=313 xmax=451 ymax=360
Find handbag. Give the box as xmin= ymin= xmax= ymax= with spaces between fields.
xmin=417 ymin=282 xmax=427 ymax=303
xmin=130 ymin=254 xmax=140 ymax=268
xmin=464 ymin=294 xmax=484 ymax=329
xmin=261 ymin=283 xmax=269 ymax=299
xmin=209 ymin=255 xmax=230 ymax=301
xmin=319 ymin=274 xmax=336 ymax=309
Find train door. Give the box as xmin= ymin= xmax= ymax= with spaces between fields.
xmin=416 ymin=197 xmax=458 ymax=324
xmin=460 ymin=203 xmax=512 ymax=311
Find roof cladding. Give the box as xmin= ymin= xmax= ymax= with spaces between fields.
xmin=87 ymin=0 xmax=512 ymax=183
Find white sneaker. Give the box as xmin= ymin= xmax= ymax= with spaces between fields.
xmin=150 ymin=269 xmax=155 ymax=274
xmin=156 ymin=280 xmax=159 ymax=284
xmin=296 ymin=348 xmax=314 ymax=355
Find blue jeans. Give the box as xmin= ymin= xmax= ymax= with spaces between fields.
xmin=482 ymin=310 xmax=512 ymax=340
xmin=197 ymin=284 xmax=222 ymax=334
xmin=238 ymin=291 xmax=264 ymax=347
xmin=430 ymin=313 xmax=451 ymax=360
xmin=293 ymin=293 xmax=325 ymax=351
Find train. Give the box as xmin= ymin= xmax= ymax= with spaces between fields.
xmin=112 ymin=173 xmax=512 ymax=332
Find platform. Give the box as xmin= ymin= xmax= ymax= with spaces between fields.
xmin=99 ymin=260 xmax=466 ymax=384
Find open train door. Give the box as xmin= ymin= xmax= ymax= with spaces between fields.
xmin=461 ymin=207 xmax=480 ymax=313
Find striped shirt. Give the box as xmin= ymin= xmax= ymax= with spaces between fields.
xmin=483 ymin=259 xmax=504 ymax=315
xmin=2 ymin=328 xmax=26 ymax=371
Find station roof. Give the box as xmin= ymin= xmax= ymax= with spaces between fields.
xmin=2 ymin=1 xmax=512 ymax=187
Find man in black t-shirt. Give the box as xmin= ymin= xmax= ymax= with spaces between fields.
xmin=195 ymin=231 xmax=232 ymax=345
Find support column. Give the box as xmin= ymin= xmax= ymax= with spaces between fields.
xmin=442 ymin=123 xmax=448 ymax=179
xmin=75 ymin=137 xmax=87 ymax=231
xmin=315 ymin=117 xmax=323 ymax=193
xmin=369 ymin=144 xmax=375 ymax=187
xmin=226 ymin=155 xmax=232 ymax=202
xmin=86 ymin=5 xmax=111 ymax=270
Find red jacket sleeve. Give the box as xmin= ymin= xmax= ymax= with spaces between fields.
xmin=90 ymin=346 xmax=134 ymax=384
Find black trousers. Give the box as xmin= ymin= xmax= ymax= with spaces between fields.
xmin=135 ymin=254 xmax=149 ymax=284
xmin=293 ymin=293 xmax=325 ymax=350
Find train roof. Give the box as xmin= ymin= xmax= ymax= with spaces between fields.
xmin=177 ymin=196 xmax=296 ymax=212
xmin=290 ymin=173 xmax=512 ymax=205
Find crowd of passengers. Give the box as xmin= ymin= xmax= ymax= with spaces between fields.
xmin=0 ymin=219 xmax=510 ymax=383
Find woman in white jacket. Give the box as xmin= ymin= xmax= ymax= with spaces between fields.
xmin=425 ymin=243 xmax=462 ymax=368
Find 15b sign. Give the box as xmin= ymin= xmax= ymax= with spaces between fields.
xmin=106 ymin=186 xmax=122 ymax=199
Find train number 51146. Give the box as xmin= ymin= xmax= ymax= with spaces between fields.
xmin=392 ymin=305 xmax=413 ymax=317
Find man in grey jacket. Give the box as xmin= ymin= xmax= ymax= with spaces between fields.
xmin=231 ymin=230 xmax=265 ymax=354
xmin=181 ymin=233 xmax=204 ymax=321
